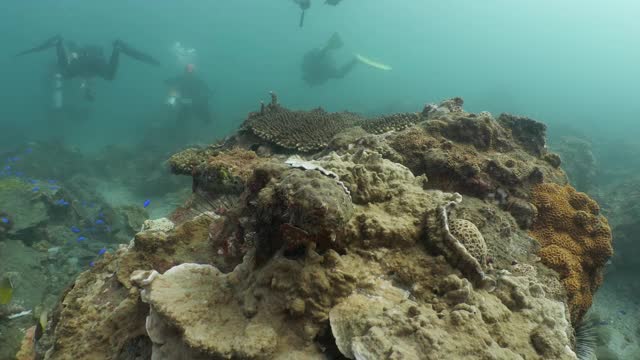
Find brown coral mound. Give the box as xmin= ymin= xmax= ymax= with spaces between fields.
xmin=529 ymin=183 xmax=613 ymax=322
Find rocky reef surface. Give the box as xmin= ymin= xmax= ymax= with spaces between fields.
xmin=0 ymin=141 xmax=192 ymax=359
xmin=31 ymin=97 xmax=613 ymax=359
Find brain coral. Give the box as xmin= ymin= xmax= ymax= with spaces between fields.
xmin=529 ymin=183 xmax=613 ymax=322
xmin=449 ymin=218 xmax=488 ymax=266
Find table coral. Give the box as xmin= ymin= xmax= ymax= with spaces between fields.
xmin=529 ymin=183 xmax=613 ymax=322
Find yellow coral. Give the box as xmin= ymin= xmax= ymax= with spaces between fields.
xmin=529 ymin=183 xmax=612 ymax=322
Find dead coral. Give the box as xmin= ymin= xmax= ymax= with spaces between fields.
xmin=387 ymin=109 xmax=566 ymax=229
xmin=497 ymin=113 xmax=548 ymax=156
xmin=529 ymin=183 xmax=613 ymax=322
xmin=315 ymin=150 xmax=423 ymax=205
xmin=327 ymin=249 xmax=577 ymax=360
xmin=133 ymin=249 xmax=357 ymax=360
xmin=167 ymin=147 xmax=204 ymax=175
xmin=255 ymin=166 xmax=354 ymax=255
xmin=170 ymin=147 xmax=268 ymax=196
xmin=39 ymin=216 xmax=218 ymax=359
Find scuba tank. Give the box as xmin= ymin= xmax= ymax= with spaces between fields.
xmin=52 ymin=73 xmax=63 ymax=109
xmin=167 ymin=89 xmax=179 ymax=107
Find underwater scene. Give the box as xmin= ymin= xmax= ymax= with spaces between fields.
xmin=1 ymin=1 xmax=638 ymax=359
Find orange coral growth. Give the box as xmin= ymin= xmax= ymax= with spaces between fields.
xmin=529 ymin=183 xmax=613 ymax=322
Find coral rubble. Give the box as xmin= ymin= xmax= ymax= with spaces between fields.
xmin=34 ymin=96 xmax=612 ymax=360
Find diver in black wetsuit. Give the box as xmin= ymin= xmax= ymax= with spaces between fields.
xmin=165 ymin=64 xmax=212 ymax=125
xmin=301 ymin=33 xmax=359 ymax=86
xmin=293 ymin=0 xmax=311 ymax=27
xmin=17 ymin=35 xmax=160 ymax=102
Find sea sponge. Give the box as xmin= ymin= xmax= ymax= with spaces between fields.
xmin=529 ymin=183 xmax=612 ymax=322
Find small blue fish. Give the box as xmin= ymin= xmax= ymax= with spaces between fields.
xmin=32 ymin=186 xmax=40 ymax=192
xmin=98 ymin=248 xmax=107 ymax=256
xmin=143 ymin=199 xmax=151 ymax=208
xmin=1 ymin=217 xmax=8 ymax=224
xmin=25 ymin=148 xmax=33 ymax=154
xmin=89 ymin=261 xmax=95 ymax=267
xmin=98 ymin=212 xmax=105 ymax=218
xmin=71 ymin=226 xmax=81 ymax=233
xmin=14 ymin=171 xmax=24 ymax=177
xmin=95 ymin=219 xmax=105 ymax=225
xmin=48 ymin=179 xmax=57 ymax=184
xmin=3 ymin=166 xmax=10 ymax=171
xmin=28 ymin=179 xmax=38 ymax=184
xmin=11 ymin=157 xmax=20 ymax=162
xmin=76 ymin=236 xmax=87 ymax=242
xmin=55 ymin=199 xmax=69 ymax=206
xmin=50 ymin=186 xmax=60 ymax=191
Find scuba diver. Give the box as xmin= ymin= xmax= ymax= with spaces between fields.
xmin=16 ymin=35 xmax=160 ymax=104
xmin=293 ymin=0 xmax=343 ymax=27
xmin=301 ymin=33 xmax=360 ymax=86
xmin=293 ymin=0 xmax=311 ymax=27
xmin=164 ymin=64 xmax=213 ymax=125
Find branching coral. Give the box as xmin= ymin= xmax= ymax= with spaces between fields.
xmin=529 ymin=183 xmax=613 ymax=322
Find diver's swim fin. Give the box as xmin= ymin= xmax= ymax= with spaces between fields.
xmin=16 ymin=35 xmax=62 ymax=56
xmin=355 ymin=53 xmax=392 ymax=71
xmin=115 ymin=40 xmax=160 ymax=66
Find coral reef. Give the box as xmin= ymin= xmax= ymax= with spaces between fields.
xmin=529 ymin=183 xmax=613 ymax=322
xmin=170 ymin=147 xmax=269 ymax=196
xmin=33 ymin=97 xmax=612 ymax=360
xmin=254 ymin=164 xmax=355 ymax=256
xmin=386 ymin=103 xmax=566 ymax=229
xmin=15 ymin=326 xmax=36 ymax=360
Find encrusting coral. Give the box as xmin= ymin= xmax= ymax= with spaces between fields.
xmin=529 ymin=183 xmax=613 ymax=322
